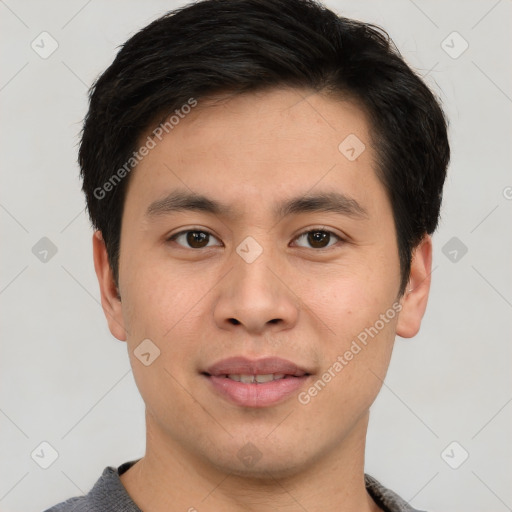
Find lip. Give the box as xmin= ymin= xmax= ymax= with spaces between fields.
xmin=204 ymin=356 xmax=310 ymax=377
xmin=202 ymin=356 xmax=312 ymax=408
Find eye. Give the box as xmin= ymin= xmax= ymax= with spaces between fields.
xmin=167 ymin=228 xmax=343 ymax=251
xmin=292 ymin=229 xmax=343 ymax=250
xmin=167 ymin=229 xmax=222 ymax=249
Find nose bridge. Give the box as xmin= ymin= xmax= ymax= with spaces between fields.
xmin=213 ymin=234 xmax=299 ymax=333
xmin=233 ymin=242 xmax=278 ymax=302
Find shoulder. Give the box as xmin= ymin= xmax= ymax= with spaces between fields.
xmin=365 ymin=474 xmax=428 ymax=512
xmin=42 ymin=462 xmax=141 ymax=512
xmin=43 ymin=495 xmax=89 ymax=512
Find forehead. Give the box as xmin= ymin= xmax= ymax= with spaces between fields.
xmin=124 ymin=87 xmax=384 ymax=219
xmin=168 ymin=87 xmax=371 ymax=152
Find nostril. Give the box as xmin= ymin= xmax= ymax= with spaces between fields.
xmin=229 ymin=318 xmax=240 ymax=325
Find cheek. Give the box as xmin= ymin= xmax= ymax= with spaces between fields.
xmin=121 ymin=269 xmax=203 ymax=416
xmin=302 ymin=316 xmax=396 ymax=422
xmin=301 ymin=270 xmax=399 ymax=375
xmin=121 ymin=264 xmax=210 ymax=395
xmin=121 ymin=263 xmax=194 ymax=339
xmin=299 ymin=267 xmax=396 ymax=337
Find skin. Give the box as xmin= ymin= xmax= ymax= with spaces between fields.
xmin=93 ymin=87 xmax=432 ymax=511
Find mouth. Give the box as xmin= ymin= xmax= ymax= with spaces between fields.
xmin=202 ymin=356 xmax=312 ymax=408
xmin=211 ymin=373 xmax=300 ymax=383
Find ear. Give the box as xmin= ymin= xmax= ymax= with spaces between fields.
xmin=396 ymin=235 xmax=432 ymax=338
xmin=92 ymin=230 xmax=127 ymax=341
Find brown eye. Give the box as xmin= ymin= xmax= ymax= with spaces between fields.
xmin=186 ymin=231 xmax=209 ymax=248
xmin=294 ymin=230 xmax=341 ymax=249
xmin=168 ymin=230 xmax=221 ymax=249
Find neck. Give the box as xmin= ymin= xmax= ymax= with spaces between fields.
xmin=120 ymin=411 xmax=381 ymax=512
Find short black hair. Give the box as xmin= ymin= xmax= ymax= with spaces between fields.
xmin=79 ymin=0 xmax=450 ymax=295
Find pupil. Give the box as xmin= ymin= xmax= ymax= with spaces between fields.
xmin=309 ymin=231 xmax=328 ymax=248
xmin=187 ymin=231 xmax=208 ymax=248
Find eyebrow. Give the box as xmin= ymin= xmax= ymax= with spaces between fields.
xmin=145 ymin=189 xmax=368 ymax=221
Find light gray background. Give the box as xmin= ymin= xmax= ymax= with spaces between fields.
xmin=1 ymin=1 xmax=511 ymax=511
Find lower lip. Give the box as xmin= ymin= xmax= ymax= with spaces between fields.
xmin=205 ymin=375 xmax=310 ymax=408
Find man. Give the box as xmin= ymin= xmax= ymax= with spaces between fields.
xmin=45 ymin=0 xmax=450 ymax=510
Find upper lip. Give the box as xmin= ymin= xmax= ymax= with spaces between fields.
xmin=204 ymin=356 xmax=311 ymax=377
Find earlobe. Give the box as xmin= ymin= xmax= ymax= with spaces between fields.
xmin=92 ymin=230 xmax=127 ymax=341
xmin=396 ymin=235 xmax=433 ymax=339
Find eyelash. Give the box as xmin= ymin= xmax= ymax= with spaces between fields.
xmin=166 ymin=228 xmax=344 ymax=251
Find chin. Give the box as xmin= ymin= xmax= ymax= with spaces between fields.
xmin=215 ymin=457 xmax=307 ymax=481
xmin=203 ymin=438 xmax=314 ymax=481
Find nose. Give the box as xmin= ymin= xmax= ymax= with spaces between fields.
xmin=213 ymin=244 xmax=299 ymax=335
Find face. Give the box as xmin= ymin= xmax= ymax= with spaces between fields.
xmin=94 ymin=87 xmax=431 ymax=479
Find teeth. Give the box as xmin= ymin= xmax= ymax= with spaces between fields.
xmin=255 ymin=374 xmax=274 ymax=383
xmin=226 ymin=373 xmax=287 ymax=383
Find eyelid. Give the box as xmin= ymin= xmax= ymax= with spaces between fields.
xmin=291 ymin=227 xmax=345 ymax=249
xmin=167 ymin=227 xmax=222 ymax=244
xmin=167 ymin=226 xmax=346 ymax=250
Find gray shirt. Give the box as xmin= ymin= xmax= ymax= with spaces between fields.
xmin=44 ymin=460 xmax=425 ymax=512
